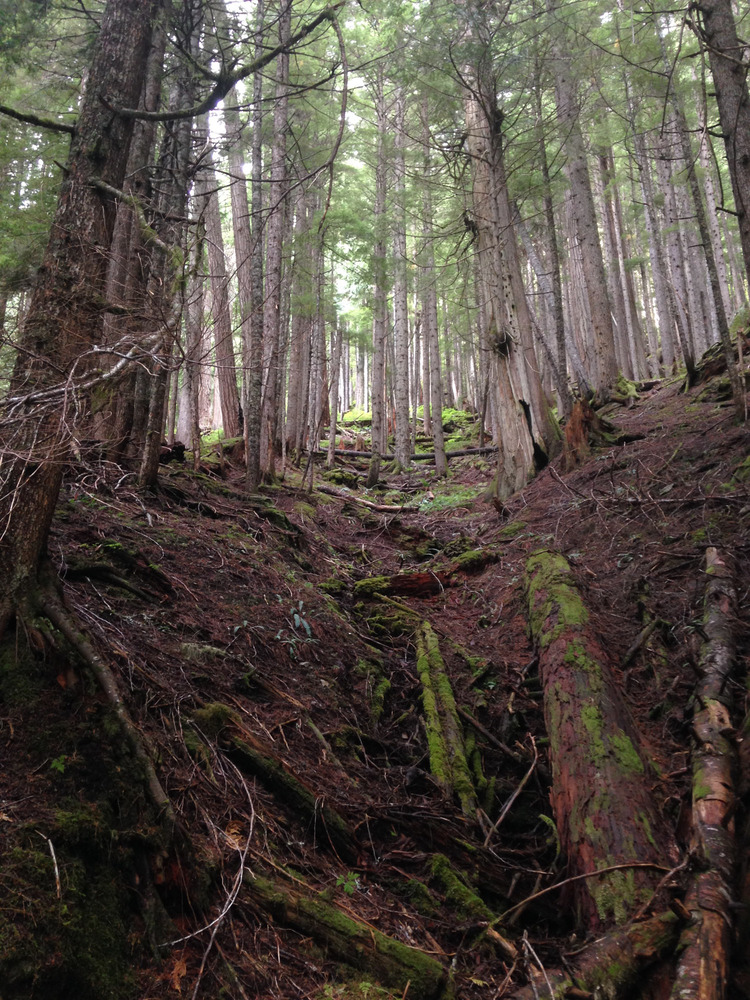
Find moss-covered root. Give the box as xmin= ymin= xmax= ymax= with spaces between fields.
xmin=525 ymin=550 xmax=678 ymax=931
xmin=673 ymin=548 xmax=738 ymax=1000
xmin=511 ymin=910 xmax=680 ymax=1000
xmin=246 ymin=875 xmax=447 ymax=1000
xmin=416 ymin=622 xmax=476 ymax=818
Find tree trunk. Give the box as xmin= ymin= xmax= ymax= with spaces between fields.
xmin=548 ymin=12 xmax=618 ymax=393
xmin=0 ymin=0 xmax=159 ymax=629
xmin=245 ymin=0 xmax=265 ymax=490
xmin=392 ymin=88 xmax=411 ymax=471
xmin=696 ymin=0 xmax=750 ymax=296
xmin=259 ymin=0 xmax=291 ymax=480
xmin=367 ymin=67 xmax=388 ymax=488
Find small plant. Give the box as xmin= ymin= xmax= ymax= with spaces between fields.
xmin=336 ymin=871 xmax=360 ymax=896
xmin=50 ymin=755 xmax=67 ymax=774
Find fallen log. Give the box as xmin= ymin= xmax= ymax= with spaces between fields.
xmin=511 ymin=910 xmax=681 ymax=999
xmin=416 ymin=622 xmax=476 ymax=817
xmin=525 ymin=550 xmax=678 ymax=930
xmin=245 ymin=874 xmax=447 ymax=1000
xmin=671 ymin=548 xmax=738 ymax=1000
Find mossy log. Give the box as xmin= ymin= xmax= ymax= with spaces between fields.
xmin=525 ymin=550 xmax=677 ymax=930
xmin=416 ymin=622 xmax=476 ymax=817
xmin=672 ymin=548 xmax=738 ymax=1000
xmin=511 ymin=910 xmax=680 ymax=999
xmin=245 ymin=874 xmax=447 ymax=1000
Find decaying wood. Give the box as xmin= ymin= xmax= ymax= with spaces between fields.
xmin=672 ymin=547 xmax=738 ymax=1000
xmin=317 ymin=484 xmax=418 ymax=512
xmin=510 ymin=910 xmax=681 ymax=999
xmin=417 ymin=622 xmax=476 ymax=817
xmin=525 ymin=549 xmax=678 ymax=930
xmin=245 ymin=873 xmax=447 ymax=1000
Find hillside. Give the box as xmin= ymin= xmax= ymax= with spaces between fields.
xmin=1 ymin=370 xmax=749 ymax=1000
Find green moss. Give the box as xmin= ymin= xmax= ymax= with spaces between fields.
xmin=611 ymin=731 xmax=645 ymax=775
xmin=591 ymin=868 xmax=642 ymax=926
xmin=353 ymin=576 xmax=390 ymax=599
xmin=451 ymin=548 xmax=499 ymax=573
xmin=525 ymin=550 xmax=589 ymax=647
xmin=416 ymin=624 xmax=475 ymax=816
xmin=191 ymin=702 xmax=239 ymax=738
xmin=179 ymin=642 xmax=226 ymax=664
xmin=580 ymin=704 xmax=607 ymax=765
xmin=428 ymin=854 xmax=494 ymax=922
xmin=371 ymin=676 xmax=391 ymax=727
xmin=321 ymin=577 xmax=347 ymax=596
xmin=247 ymin=875 xmax=445 ymax=1000
xmin=0 ymin=640 xmax=45 ymax=706
xmin=400 ymin=879 xmax=439 ymax=917
xmin=497 ymin=520 xmax=527 ymax=540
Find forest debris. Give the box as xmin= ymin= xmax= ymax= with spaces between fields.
xmin=416 ymin=622 xmax=476 ymax=817
xmin=525 ymin=550 xmax=677 ymax=929
xmin=672 ymin=548 xmax=738 ymax=999
xmin=245 ymin=874 xmax=447 ymax=1000
xmin=318 ymin=484 xmax=418 ymax=512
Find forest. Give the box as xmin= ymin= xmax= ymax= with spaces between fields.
xmin=0 ymin=0 xmax=749 ymax=997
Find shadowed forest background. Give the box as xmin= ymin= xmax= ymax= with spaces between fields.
xmin=1 ymin=0 xmax=750 ymax=997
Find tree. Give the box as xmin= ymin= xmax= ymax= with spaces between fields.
xmin=0 ymin=0 xmax=160 ymax=630
xmin=693 ymin=0 xmax=750 ymax=298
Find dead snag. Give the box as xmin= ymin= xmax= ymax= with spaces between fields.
xmin=672 ymin=548 xmax=738 ymax=1000
xmin=525 ymin=550 xmax=677 ymax=930
xmin=511 ymin=910 xmax=680 ymax=999
xmin=245 ymin=874 xmax=447 ymax=1000
xmin=417 ymin=622 xmax=476 ymax=818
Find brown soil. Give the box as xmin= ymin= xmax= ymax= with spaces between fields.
xmin=1 ymin=373 xmax=749 ymax=999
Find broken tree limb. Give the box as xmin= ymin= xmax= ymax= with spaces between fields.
xmin=671 ymin=548 xmax=738 ymax=1000
xmin=317 ymin=484 xmax=418 ymax=512
xmin=510 ymin=910 xmax=681 ymax=999
xmin=245 ymin=874 xmax=447 ymax=1000
xmin=417 ymin=622 xmax=476 ymax=818
xmin=524 ymin=550 xmax=678 ymax=930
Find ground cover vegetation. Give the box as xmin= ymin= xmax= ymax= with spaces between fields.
xmin=1 ymin=0 xmax=750 ymax=996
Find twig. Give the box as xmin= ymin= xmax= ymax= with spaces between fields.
xmin=484 ymin=737 xmax=538 ymax=847
xmin=38 ymin=832 xmax=61 ymax=898
xmin=495 ymin=861 xmax=671 ymax=926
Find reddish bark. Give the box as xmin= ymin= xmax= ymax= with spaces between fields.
xmin=526 ymin=550 xmax=678 ymax=930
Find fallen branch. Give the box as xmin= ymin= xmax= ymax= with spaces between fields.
xmin=245 ymin=873 xmax=446 ymax=1000
xmin=317 ymin=484 xmax=418 ymax=512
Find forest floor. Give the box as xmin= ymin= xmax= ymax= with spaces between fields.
xmin=1 ymin=367 xmax=749 ymax=1000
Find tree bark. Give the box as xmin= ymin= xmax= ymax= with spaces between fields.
xmin=696 ymin=0 xmax=750 ymax=296
xmin=525 ymin=550 xmax=678 ymax=930
xmin=0 ymin=0 xmax=160 ymax=629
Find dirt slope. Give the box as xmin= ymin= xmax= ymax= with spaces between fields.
xmin=1 ymin=373 xmax=749 ymax=999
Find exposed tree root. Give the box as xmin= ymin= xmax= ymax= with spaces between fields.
xmin=672 ymin=547 xmax=739 ymax=999
xmin=245 ymin=872 xmax=447 ymax=1000
xmin=36 ymin=570 xmax=175 ymax=826
xmin=525 ymin=549 xmax=678 ymax=929
xmin=188 ymin=707 xmax=359 ymax=862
